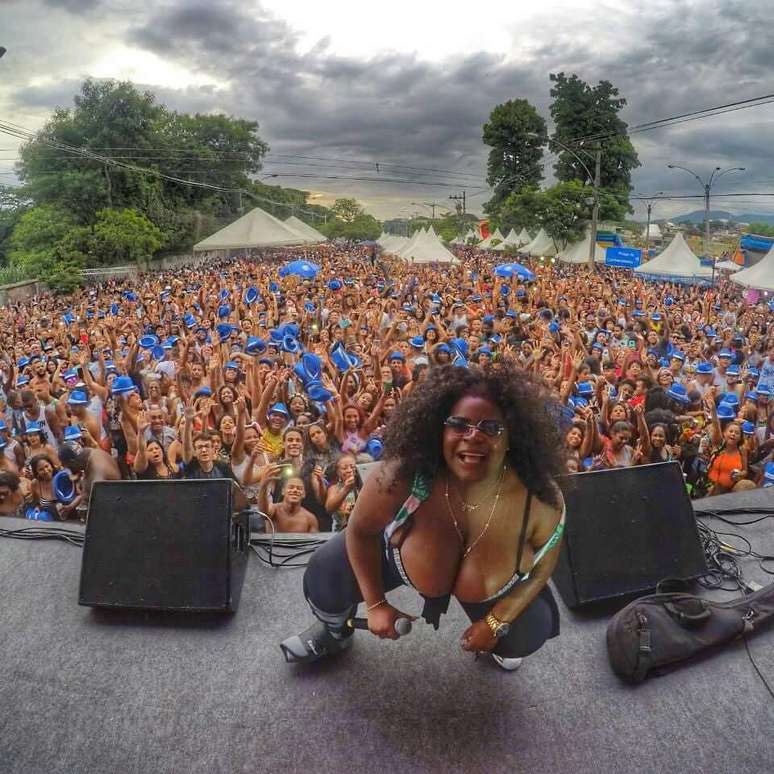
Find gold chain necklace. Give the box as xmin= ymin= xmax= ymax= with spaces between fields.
xmin=452 ymin=476 xmax=500 ymax=512
xmin=444 ymin=467 xmax=505 ymax=559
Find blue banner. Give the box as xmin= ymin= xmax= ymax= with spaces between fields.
xmin=605 ymin=247 xmax=642 ymax=268
xmin=740 ymin=235 xmax=774 ymax=252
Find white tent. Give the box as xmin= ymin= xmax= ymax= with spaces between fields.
xmin=715 ymin=260 xmax=742 ymax=273
xmin=376 ymin=231 xmax=391 ymax=246
xmin=633 ymin=232 xmax=713 ymax=282
xmin=517 ymin=228 xmax=531 ymax=245
xmin=558 ymin=232 xmax=607 ymax=264
xmin=479 ymin=227 xmax=506 ymax=250
xmin=193 ymin=207 xmax=304 ymax=252
xmin=642 ymin=223 xmax=662 ymax=239
xmin=521 ymin=228 xmax=561 ymax=257
xmin=285 ymin=215 xmax=327 ymax=243
xmin=400 ymin=228 xmax=459 ymax=264
xmin=394 ymin=228 xmax=423 ymax=257
xmin=381 ymin=235 xmax=409 ymax=253
xmin=732 ymin=244 xmax=774 ymax=291
xmin=503 ymin=228 xmax=527 ymax=247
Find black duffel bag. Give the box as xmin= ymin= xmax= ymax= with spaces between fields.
xmin=606 ymin=579 xmax=774 ymax=683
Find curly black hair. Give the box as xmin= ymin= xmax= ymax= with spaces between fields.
xmin=383 ymin=362 xmax=566 ymax=507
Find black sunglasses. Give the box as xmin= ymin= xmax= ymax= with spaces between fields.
xmin=444 ymin=416 xmax=504 ymax=438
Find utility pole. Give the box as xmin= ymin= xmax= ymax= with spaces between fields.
xmin=449 ymin=191 xmax=466 ymax=235
xmin=587 ymin=149 xmax=601 ymax=271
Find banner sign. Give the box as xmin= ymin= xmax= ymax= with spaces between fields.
xmin=740 ymin=235 xmax=773 ymax=252
xmin=605 ymin=247 xmax=642 ymax=268
xmin=699 ymin=257 xmax=714 ymax=267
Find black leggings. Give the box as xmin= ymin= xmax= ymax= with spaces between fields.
xmin=303 ymin=531 xmax=560 ymax=659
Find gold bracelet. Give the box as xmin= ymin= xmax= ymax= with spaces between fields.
xmin=366 ymin=598 xmax=387 ymax=612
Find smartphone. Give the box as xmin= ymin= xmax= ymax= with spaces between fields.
xmin=280 ymin=464 xmax=294 ymax=478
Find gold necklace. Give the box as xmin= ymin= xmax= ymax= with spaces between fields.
xmin=452 ymin=476 xmax=500 ymax=512
xmin=444 ymin=467 xmax=505 ymax=559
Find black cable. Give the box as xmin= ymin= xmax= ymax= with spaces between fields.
xmin=0 ymin=525 xmax=84 ymax=546
xmin=743 ymin=636 xmax=774 ymax=701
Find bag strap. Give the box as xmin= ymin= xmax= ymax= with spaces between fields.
xmin=633 ymin=613 xmax=652 ymax=683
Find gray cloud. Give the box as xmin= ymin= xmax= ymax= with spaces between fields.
xmin=5 ymin=0 xmax=774 ymax=218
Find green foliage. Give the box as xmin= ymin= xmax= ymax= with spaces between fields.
xmin=549 ymin=72 xmax=639 ymax=216
xmin=92 ymin=208 xmax=165 ymax=266
xmin=318 ymin=198 xmax=380 ymax=240
xmin=498 ymin=181 xmax=608 ymax=247
xmin=330 ymin=198 xmax=365 ymax=224
xmin=746 ymin=223 xmax=774 ymax=237
xmin=0 ymin=264 xmax=34 ymax=285
xmin=8 ymin=204 xmax=74 ymax=276
xmin=483 ymin=99 xmax=547 ymax=215
xmin=16 ymin=78 xmax=271 ymax=254
xmin=0 ymin=186 xmax=32 ymax=265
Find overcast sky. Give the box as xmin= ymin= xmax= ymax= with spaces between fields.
xmin=2 ymin=0 xmax=774 ymax=221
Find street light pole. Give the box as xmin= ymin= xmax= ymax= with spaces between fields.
xmin=666 ymin=164 xmax=745 ymax=284
xmin=530 ymin=132 xmax=599 ymax=271
xmin=588 ymin=149 xmax=601 ymax=272
xmin=643 ymin=192 xmax=664 ymax=260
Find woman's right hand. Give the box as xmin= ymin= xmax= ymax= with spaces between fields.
xmin=366 ymin=602 xmax=416 ymax=640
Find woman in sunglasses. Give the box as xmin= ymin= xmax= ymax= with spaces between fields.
xmin=282 ymin=362 xmax=566 ymax=671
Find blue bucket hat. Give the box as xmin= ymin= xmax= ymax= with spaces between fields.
xmin=387 ymin=351 xmax=405 ymax=363
xmin=217 ymin=304 xmax=231 ymax=319
xmin=328 ymin=279 xmax=343 ymax=291
xmin=224 ymin=360 xmax=240 ymax=371
xmin=409 ymin=336 xmax=425 ymax=349
xmin=67 ymin=390 xmax=90 ymax=406
xmin=741 ymin=421 xmax=755 ymax=436
xmin=150 ymin=345 xmax=165 ymax=361
xmin=719 ymin=392 xmax=739 ymax=408
xmin=183 ymin=313 xmax=197 ymax=329
xmin=756 ymin=386 xmax=771 ymax=400
xmin=763 ymin=462 xmax=774 ymax=487
xmin=52 ymin=470 xmax=76 ymax=504
xmin=194 ymin=387 xmax=213 ymax=398
xmin=696 ymin=362 xmax=714 ymax=374
xmin=307 ymin=381 xmax=334 ymax=403
xmin=671 ymin=351 xmax=685 ymax=362
xmin=216 ymin=323 xmax=235 ymax=341
xmin=575 ymin=381 xmax=594 ymax=397
xmin=435 ymin=343 xmax=451 ymax=354
xmin=268 ymin=402 xmax=289 ymax=418
xmin=365 ymin=437 xmax=384 ymax=461
xmin=245 ymin=337 xmax=267 ymax=355
xmin=244 ymin=287 xmax=260 ymax=304
xmin=718 ymin=349 xmax=733 ymax=359
xmin=139 ymin=335 xmax=159 ymax=349
xmin=63 ymin=426 xmax=82 ymax=442
xmin=23 ymin=421 xmax=44 ymax=435
xmin=111 ymin=376 xmax=137 ymax=395
xmin=282 ymin=335 xmax=302 ymax=354
xmin=666 ymin=383 xmax=690 ymax=404
xmin=716 ymin=403 xmax=736 ymax=420
xmin=330 ymin=346 xmax=362 ymax=371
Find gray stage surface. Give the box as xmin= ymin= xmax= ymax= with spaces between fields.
xmin=1 ymin=489 xmax=774 ymax=774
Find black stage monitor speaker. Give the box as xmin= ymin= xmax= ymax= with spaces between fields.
xmin=553 ymin=462 xmax=707 ymax=609
xmin=79 ymin=479 xmax=249 ymax=613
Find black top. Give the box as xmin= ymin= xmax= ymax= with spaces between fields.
xmin=181 ymin=460 xmax=235 ymax=481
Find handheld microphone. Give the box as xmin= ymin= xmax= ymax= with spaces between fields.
xmin=347 ymin=617 xmax=412 ymax=637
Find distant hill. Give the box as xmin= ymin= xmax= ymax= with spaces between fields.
xmin=668 ymin=210 xmax=774 ymax=225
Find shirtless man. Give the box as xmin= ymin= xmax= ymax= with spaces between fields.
xmin=57 ymin=444 xmax=121 ymax=517
xmin=257 ymin=465 xmax=319 ymax=533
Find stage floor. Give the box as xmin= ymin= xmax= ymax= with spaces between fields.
xmin=2 ymin=489 xmax=773 ymax=774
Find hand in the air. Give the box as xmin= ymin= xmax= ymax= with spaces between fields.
xmin=460 ymin=619 xmax=498 ymax=653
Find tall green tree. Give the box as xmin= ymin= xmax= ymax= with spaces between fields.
xmin=482 ymin=99 xmax=547 ymax=215
xmin=549 ymin=72 xmax=640 ymax=218
xmin=330 ymin=198 xmax=365 ymax=223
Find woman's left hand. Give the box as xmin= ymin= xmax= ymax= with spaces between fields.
xmin=460 ymin=620 xmax=498 ymax=653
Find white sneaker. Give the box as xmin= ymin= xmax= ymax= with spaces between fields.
xmin=492 ymin=654 xmax=523 ymax=671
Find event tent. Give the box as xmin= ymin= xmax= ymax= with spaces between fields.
xmin=381 ymin=235 xmax=408 ymax=253
xmin=479 ymin=228 xmax=506 ymax=250
xmin=557 ymin=232 xmax=607 ymax=264
xmin=715 ymin=260 xmax=742 ymax=273
xmin=464 ymin=229 xmax=478 ymax=242
xmin=284 ymin=216 xmax=327 ymax=243
xmin=503 ymin=228 xmax=528 ymax=247
xmin=642 ymin=223 xmax=662 ymax=240
xmin=633 ymin=232 xmax=713 ymax=283
xmin=400 ymin=227 xmax=459 ymax=263
xmin=731 ymin=243 xmax=774 ymax=291
xmin=521 ymin=228 xmax=561 ymax=257
xmin=517 ymin=228 xmax=531 ymax=245
xmin=193 ymin=207 xmax=305 ymax=251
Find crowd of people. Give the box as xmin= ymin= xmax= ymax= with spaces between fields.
xmin=0 ymin=240 xmax=772 ymax=527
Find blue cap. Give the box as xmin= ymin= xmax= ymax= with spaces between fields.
xmin=756 ymin=386 xmax=771 ymax=399
xmin=482 ymin=314 xmax=494 ymax=324
xmin=671 ymin=351 xmax=685 ymax=362
xmin=63 ymin=368 xmax=78 ymax=381
xmin=744 ymin=391 xmax=758 ymax=402
xmin=67 ymin=390 xmax=89 ymax=406
xmin=666 ymin=383 xmax=690 ymax=404
xmin=741 ymin=421 xmax=755 ymax=436
xmin=747 ymin=367 xmax=760 ymax=379
xmin=388 ymin=351 xmax=405 ymax=362
xmin=716 ymin=403 xmax=736 ymax=420
xmin=436 ymin=343 xmax=451 ymax=354
xmin=306 ymin=381 xmax=334 ymax=403
xmin=183 ymin=313 xmax=197 ymax=329
xmin=328 ymin=279 xmax=343 ymax=291
xmin=269 ymin=402 xmax=289 ymax=417
xmin=216 ymin=323 xmax=235 ymax=341
xmin=409 ymin=336 xmax=425 ymax=349
xmin=23 ymin=421 xmax=44 ymax=434
xmin=217 ymin=304 xmax=231 ymax=319
xmin=718 ymin=349 xmax=733 ymax=359
xmin=224 ymin=360 xmax=240 ymax=370
xmin=651 ymin=312 xmax=662 ymax=321
xmin=726 ymin=364 xmax=740 ymax=377
xmin=696 ymin=362 xmax=713 ymax=374
xmin=478 ymin=347 xmax=492 ymax=357
xmin=194 ymin=387 xmax=212 ymax=398
xmin=139 ymin=335 xmax=159 ymax=349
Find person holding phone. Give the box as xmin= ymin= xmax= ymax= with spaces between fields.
xmin=257 ymin=463 xmax=319 ymax=533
